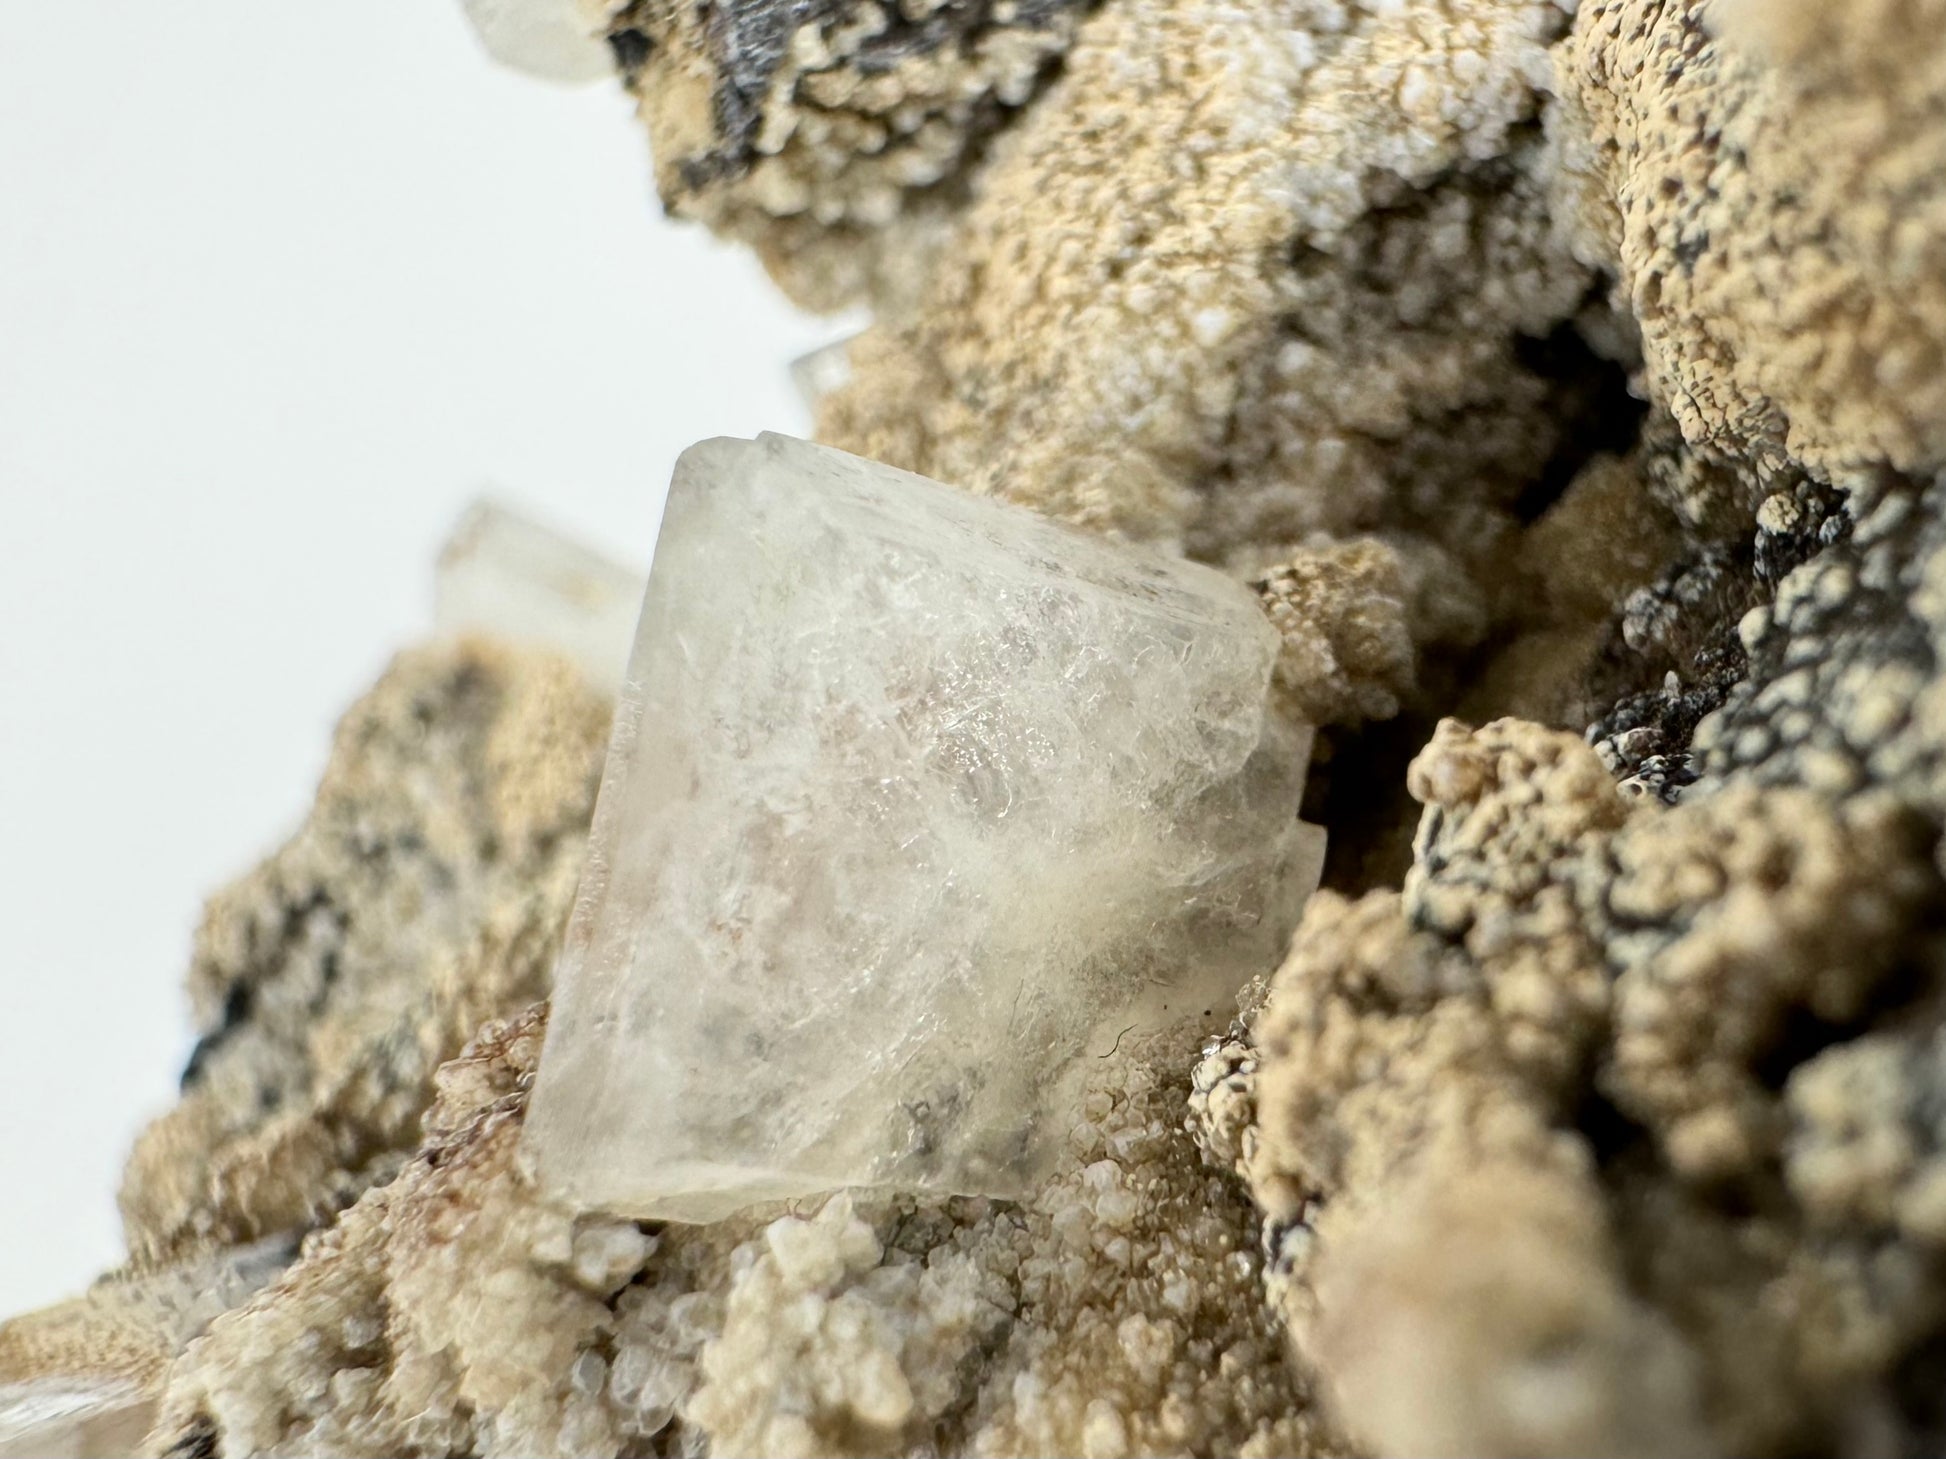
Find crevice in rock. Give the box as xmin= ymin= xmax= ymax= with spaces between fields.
xmin=1585 ymin=472 xmax=1855 ymax=788
xmin=181 ymin=980 xmax=255 ymax=1091
xmin=160 ymin=1412 xmax=219 ymax=1459
xmin=1570 ymin=1084 xmax=1654 ymax=1169
xmin=1307 ymin=711 xmax=1443 ymax=893
xmin=1509 ymin=315 xmax=1649 ymax=525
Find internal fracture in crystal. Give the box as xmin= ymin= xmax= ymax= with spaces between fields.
xmin=524 ymin=435 xmax=1321 ymax=1223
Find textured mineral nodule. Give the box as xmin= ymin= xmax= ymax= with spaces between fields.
xmin=524 ymin=434 xmax=1319 ymax=1223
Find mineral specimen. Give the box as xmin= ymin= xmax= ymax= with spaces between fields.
xmin=7 ymin=0 xmax=1944 ymax=1452
xmin=525 ymin=434 xmax=1320 ymax=1223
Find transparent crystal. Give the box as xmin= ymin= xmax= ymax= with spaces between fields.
xmin=525 ymin=435 xmax=1321 ymax=1223
xmin=0 ymin=1381 xmax=152 ymax=1459
xmin=457 ymin=0 xmax=609 ymax=84
xmin=789 ymin=335 xmax=858 ymax=412
xmin=435 ymin=500 xmax=643 ymax=694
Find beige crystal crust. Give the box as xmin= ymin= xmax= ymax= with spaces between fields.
xmin=137 ymin=1003 xmax=1341 ymax=1458
xmin=6 ymin=0 xmax=1946 ymax=1453
xmin=117 ymin=642 xmax=609 ymax=1268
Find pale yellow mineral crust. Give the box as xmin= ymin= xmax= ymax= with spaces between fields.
xmin=1561 ymin=0 xmax=1946 ymax=498
xmin=148 ymin=1005 xmax=1338 ymax=1459
xmin=815 ymin=0 xmax=1590 ymax=564
xmin=0 ymin=1241 xmax=292 ymax=1459
xmin=1251 ymin=541 xmax=1416 ymax=730
xmin=119 ymin=642 xmax=608 ymax=1266
xmin=1224 ymin=719 xmax=1946 ymax=1455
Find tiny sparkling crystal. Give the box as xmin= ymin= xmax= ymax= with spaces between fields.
xmin=525 ymin=435 xmax=1320 ymax=1222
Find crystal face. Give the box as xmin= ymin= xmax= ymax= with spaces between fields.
xmin=524 ymin=434 xmax=1320 ymax=1223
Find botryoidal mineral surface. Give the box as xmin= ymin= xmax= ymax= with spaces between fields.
xmin=525 ymin=435 xmax=1319 ymax=1223
xmin=5 ymin=0 xmax=1946 ymax=1454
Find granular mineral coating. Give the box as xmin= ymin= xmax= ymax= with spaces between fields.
xmin=524 ymin=434 xmax=1321 ymax=1223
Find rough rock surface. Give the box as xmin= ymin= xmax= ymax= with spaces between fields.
xmin=7 ymin=0 xmax=1946 ymax=1453
xmin=0 ymin=1243 xmax=292 ymax=1395
xmin=1562 ymin=0 xmax=1946 ymax=494
xmin=1205 ymin=719 xmax=1943 ymax=1454
xmin=148 ymin=1005 xmax=1337 ymax=1459
xmin=605 ymin=0 xmax=1094 ymax=311
xmin=119 ymin=642 xmax=609 ymax=1266
xmin=813 ymin=0 xmax=1600 ymax=572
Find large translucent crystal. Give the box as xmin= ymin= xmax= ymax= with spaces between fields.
xmin=525 ymin=434 xmax=1320 ymax=1222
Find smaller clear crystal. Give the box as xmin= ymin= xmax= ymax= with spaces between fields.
xmin=435 ymin=500 xmax=643 ymax=693
xmin=457 ymin=0 xmax=609 ymax=84
xmin=790 ymin=335 xmax=859 ymax=412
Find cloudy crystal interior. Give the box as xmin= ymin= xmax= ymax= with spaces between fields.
xmin=523 ymin=434 xmax=1321 ymax=1223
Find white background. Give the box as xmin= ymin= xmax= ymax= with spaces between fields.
xmin=0 ymin=2 xmax=829 ymax=1318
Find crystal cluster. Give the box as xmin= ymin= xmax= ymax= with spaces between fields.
xmin=524 ymin=435 xmax=1320 ymax=1222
